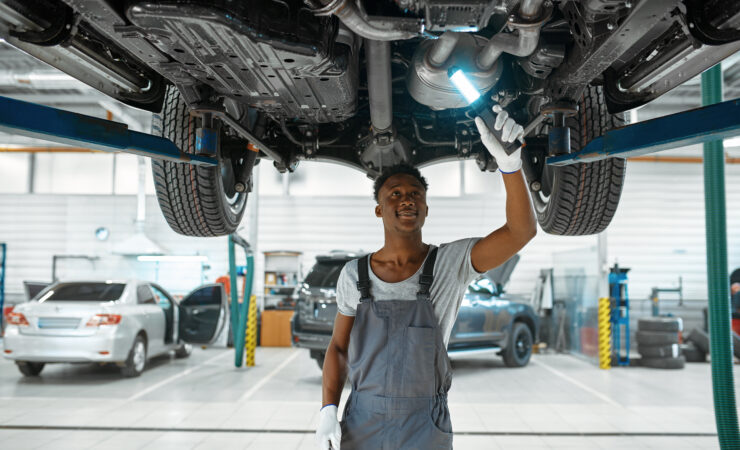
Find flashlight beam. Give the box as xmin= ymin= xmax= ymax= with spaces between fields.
xmin=449 ymin=69 xmax=481 ymax=104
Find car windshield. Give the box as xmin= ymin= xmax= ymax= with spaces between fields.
xmin=303 ymin=261 xmax=347 ymax=288
xmin=467 ymin=278 xmax=496 ymax=297
xmin=39 ymin=283 xmax=126 ymax=302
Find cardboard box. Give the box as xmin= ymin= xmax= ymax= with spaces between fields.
xmin=260 ymin=310 xmax=295 ymax=347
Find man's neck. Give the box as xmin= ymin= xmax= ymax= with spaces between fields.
xmin=376 ymin=233 xmax=428 ymax=265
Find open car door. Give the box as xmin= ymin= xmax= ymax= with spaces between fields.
xmin=178 ymin=284 xmax=228 ymax=345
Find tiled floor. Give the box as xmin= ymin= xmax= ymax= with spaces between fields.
xmin=0 ymin=346 xmax=731 ymax=449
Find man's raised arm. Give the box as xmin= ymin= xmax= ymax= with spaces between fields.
xmin=470 ymin=106 xmax=537 ymax=273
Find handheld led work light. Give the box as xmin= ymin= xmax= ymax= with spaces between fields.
xmin=448 ymin=67 xmax=523 ymax=155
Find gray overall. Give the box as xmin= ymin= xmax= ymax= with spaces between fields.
xmin=340 ymin=248 xmax=453 ymax=449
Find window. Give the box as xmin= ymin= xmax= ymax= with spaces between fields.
xmin=303 ymin=261 xmax=347 ymax=288
xmin=150 ymin=285 xmax=173 ymax=309
xmin=137 ymin=285 xmax=156 ymax=305
xmin=181 ymin=285 xmax=222 ymax=306
xmin=40 ymin=283 xmax=126 ymax=302
xmin=467 ymin=278 xmax=496 ymax=297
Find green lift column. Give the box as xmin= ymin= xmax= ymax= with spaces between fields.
xmin=228 ymin=234 xmax=255 ymax=368
xmin=702 ymin=64 xmax=740 ymax=449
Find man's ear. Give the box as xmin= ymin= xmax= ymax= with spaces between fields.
xmin=375 ymin=204 xmax=382 ymax=217
xmin=426 ymin=205 xmax=429 ymax=217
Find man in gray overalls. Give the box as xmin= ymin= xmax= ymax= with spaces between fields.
xmin=315 ymin=106 xmax=536 ymax=449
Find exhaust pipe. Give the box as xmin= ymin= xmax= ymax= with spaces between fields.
xmin=476 ymin=0 xmax=552 ymax=70
xmin=428 ymin=32 xmax=462 ymax=67
xmin=313 ymin=0 xmax=420 ymax=41
xmin=365 ymin=39 xmax=393 ymax=134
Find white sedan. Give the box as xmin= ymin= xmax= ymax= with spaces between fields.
xmin=2 ymin=280 xmax=229 ymax=377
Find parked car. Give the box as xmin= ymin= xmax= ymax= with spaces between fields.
xmin=2 ymin=280 xmax=229 ymax=377
xmin=2 ymin=1 xmax=738 ymax=238
xmin=291 ymin=252 xmax=538 ymax=369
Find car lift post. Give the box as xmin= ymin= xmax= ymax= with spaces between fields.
xmin=229 ymin=234 xmax=255 ymax=368
xmin=701 ymin=65 xmax=740 ymax=448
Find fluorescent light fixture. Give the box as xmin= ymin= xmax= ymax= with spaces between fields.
xmin=137 ymin=255 xmax=209 ymax=263
xmin=725 ymin=136 xmax=740 ymax=148
xmin=449 ymin=69 xmax=481 ymax=104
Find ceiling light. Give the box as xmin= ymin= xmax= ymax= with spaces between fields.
xmin=137 ymin=255 xmax=209 ymax=263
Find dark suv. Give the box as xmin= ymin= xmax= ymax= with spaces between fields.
xmin=291 ymin=251 xmax=539 ymax=369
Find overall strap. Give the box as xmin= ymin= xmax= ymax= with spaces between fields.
xmin=417 ymin=247 xmax=438 ymax=302
xmin=356 ymin=254 xmax=372 ymax=302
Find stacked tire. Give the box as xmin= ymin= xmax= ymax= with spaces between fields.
xmin=683 ymin=327 xmax=740 ymax=362
xmin=636 ymin=317 xmax=685 ymax=369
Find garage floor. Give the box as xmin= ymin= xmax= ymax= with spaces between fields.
xmin=0 ymin=346 xmax=730 ymax=449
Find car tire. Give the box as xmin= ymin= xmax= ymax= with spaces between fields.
xmin=636 ymin=330 xmax=679 ymax=346
xmin=638 ymin=317 xmax=683 ymax=333
xmin=315 ymin=352 xmax=326 ymax=371
xmin=685 ymin=328 xmax=710 ymax=355
xmin=175 ymin=342 xmax=193 ymax=359
xmin=638 ymin=343 xmax=681 ymax=359
xmin=640 ymin=355 xmax=686 ymax=370
xmin=121 ymin=335 xmax=147 ymax=378
xmin=16 ymin=361 xmax=45 ymax=377
xmin=151 ymin=85 xmax=250 ymax=237
xmin=527 ymin=85 xmax=627 ymax=235
xmin=682 ymin=342 xmax=707 ymax=363
xmin=503 ymin=322 xmax=533 ymax=368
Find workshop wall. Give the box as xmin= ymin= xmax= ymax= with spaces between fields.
xmin=1 ymin=160 xmax=739 ymax=314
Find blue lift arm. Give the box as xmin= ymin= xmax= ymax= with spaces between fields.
xmin=0 ymin=95 xmax=217 ymax=166
xmin=547 ymin=98 xmax=740 ymax=166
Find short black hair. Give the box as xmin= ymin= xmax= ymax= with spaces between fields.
xmin=373 ymin=164 xmax=429 ymax=202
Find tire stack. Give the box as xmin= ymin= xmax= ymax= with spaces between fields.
xmin=636 ymin=317 xmax=685 ymax=369
xmin=683 ymin=328 xmax=740 ymax=362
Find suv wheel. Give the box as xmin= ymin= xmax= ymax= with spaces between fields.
xmin=17 ymin=361 xmax=45 ymax=377
xmin=503 ymin=322 xmax=533 ymax=368
xmin=528 ymin=85 xmax=627 ymax=235
xmin=311 ymin=350 xmax=326 ymax=371
xmin=152 ymin=85 xmax=250 ymax=237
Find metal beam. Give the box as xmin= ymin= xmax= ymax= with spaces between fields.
xmin=0 ymin=95 xmax=216 ymax=166
xmin=547 ymin=98 xmax=740 ymax=166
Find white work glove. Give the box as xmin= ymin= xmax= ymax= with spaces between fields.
xmin=474 ymin=105 xmax=524 ymax=174
xmin=315 ymin=404 xmax=341 ymax=449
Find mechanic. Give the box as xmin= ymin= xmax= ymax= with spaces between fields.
xmin=315 ymin=106 xmax=537 ymax=450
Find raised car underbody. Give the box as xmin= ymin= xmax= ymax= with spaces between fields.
xmin=1 ymin=0 xmax=739 ymax=236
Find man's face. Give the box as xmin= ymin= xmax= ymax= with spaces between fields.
xmin=375 ymin=173 xmax=428 ymax=233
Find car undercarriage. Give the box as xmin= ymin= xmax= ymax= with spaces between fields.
xmin=1 ymin=0 xmax=739 ymax=237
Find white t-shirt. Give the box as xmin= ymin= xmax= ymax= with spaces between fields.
xmin=336 ymin=238 xmax=483 ymax=346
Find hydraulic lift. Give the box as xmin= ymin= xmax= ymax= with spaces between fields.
xmin=2 ymin=94 xmax=740 ymax=169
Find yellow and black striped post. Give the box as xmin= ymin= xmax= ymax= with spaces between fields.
xmin=245 ymin=295 xmax=257 ymax=367
xmin=598 ymin=297 xmax=612 ymax=370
